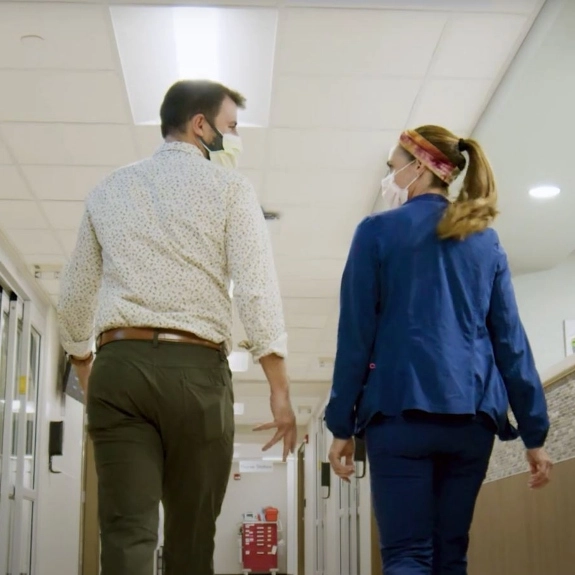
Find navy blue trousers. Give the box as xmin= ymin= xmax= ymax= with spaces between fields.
xmin=365 ymin=413 xmax=495 ymax=575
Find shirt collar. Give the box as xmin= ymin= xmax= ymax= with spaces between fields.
xmin=154 ymin=140 xmax=206 ymax=159
xmin=406 ymin=193 xmax=449 ymax=205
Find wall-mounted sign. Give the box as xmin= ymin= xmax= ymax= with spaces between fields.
xmin=239 ymin=460 xmax=274 ymax=473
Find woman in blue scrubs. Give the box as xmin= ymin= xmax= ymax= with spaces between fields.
xmin=325 ymin=125 xmax=552 ymax=575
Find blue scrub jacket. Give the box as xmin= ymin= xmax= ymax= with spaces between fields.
xmin=325 ymin=194 xmax=549 ymax=449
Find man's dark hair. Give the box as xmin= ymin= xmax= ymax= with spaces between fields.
xmin=160 ymin=80 xmax=246 ymax=139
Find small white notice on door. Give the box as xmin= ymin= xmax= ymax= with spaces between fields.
xmin=239 ymin=460 xmax=274 ymax=473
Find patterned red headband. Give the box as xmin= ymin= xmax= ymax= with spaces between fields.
xmin=399 ymin=130 xmax=461 ymax=185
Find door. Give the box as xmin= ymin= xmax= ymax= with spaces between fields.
xmin=297 ymin=443 xmax=305 ymax=575
xmin=0 ymin=290 xmax=40 ymax=575
xmin=337 ymin=465 xmax=361 ymax=575
xmin=314 ymin=419 xmax=326 ymax=575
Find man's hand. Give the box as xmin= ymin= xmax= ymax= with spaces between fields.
xmin=526 ymin=447 xmax=553 ymax=489
xmin=71 ymin=353 xmax=94 ymax=398
xmin=253 ymin=390 xmax=297 ymax=461
xmin=328 ymin=438 xmax=355 ymax=483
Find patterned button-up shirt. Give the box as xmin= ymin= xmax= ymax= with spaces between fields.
xmin=58 ymin=141 xmax=287 ymax=361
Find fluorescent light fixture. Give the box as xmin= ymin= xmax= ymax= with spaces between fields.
xmin=262 ymin=456 xmax=284 ymax=462
xmin=233 ymin=402 xmax=245 ymax=416
xmin=228 ymin=351 xmax=249 ymax=373
xmin=529 ymin=185 xmax=560 ymax=199
xmin=228 ymin=280 xmax=234 ymax=299
xmin=110 ymin=6 xmax=278 ymax=127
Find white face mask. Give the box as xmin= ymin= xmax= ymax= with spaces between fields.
xmin=202 ymin=121 xmax=243 ymax=169
xmin=380 ymin=161 xmax=418 ymax=209
xmin=209 ymin=133 xmax=243 ymax=169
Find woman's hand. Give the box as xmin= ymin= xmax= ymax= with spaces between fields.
xmin=328 ymin=438 xmax=355 ymax=482
xmin=526 ymin=447 xmax=553 ymax=489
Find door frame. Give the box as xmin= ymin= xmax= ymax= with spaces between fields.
xmin=0 ymin=293 xmax=40 ymax=574
xmin=297 ymin=442 xmax=305 ymax=575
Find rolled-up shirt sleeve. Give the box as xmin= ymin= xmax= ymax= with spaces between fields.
xmin=225 ymin=177 xmax=287 ymax=362
xmin=57 ymin=207 xmax=103 ymax=357
xmin=325 ymin=217 xmax=380 ymax=439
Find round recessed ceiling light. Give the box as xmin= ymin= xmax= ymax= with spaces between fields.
xmin=529 ymin=185 xmax=560 ymax=199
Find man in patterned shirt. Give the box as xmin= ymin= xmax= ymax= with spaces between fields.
xmin=58 ymin=80 xmax=297 ymax=575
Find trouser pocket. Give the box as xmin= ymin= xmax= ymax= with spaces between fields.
xmin=181 ymin=367 xmax=234 ymax=443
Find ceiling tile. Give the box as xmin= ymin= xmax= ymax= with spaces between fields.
xmin=108 ymin=0 xmax=280 ymax=7
xmin=408 ymin=79 xmax=493 ymax=133
xmin=42 ymin=201 xmax=85 ymax=230
xmin=238 ymin=168 xmax=265 ymax=202
xmin=283 ymin=297 xmax=337 ymax=317
xmin=4 ymin=230 xmax=63 ymax=255
xmin=0 ymin=139 xmax=11 ymax=164
xmin=284 ymin=352 xmax=319 ymax=371
xmin=39 ymin=278 xmax=60 ymax=296
xmin=272 ymin=76 xmax=421 ymax=130
xmin=238 ymin=128 xmax=268 ymax=170
xmin=277 ymin=9 xmax=446 ymax=77
xmin=265 ymin=169 xmax=381 ymax=211
xmin=275 ymin=257 xmax=345 ymax=281
xmin=0 ymin=166 xmax=32 ymax=199
xmin=285 ymin=0 xmax=539 ymax=12
xmin=0 ymin=4 xmax=116 ymax=70
xmin=287 ymin=327 xmax=321 ymax=353
xmin=1 ymin=124 xmax=138 ymax=166
xmin=0 ymin=71 xmax=129 ymax=124
xmin=21 ymin=166 xmax=112 ymax=201
xmin=280 ymin=278 xmax=339 ymax=299
xmin=272 ymin=205 xmax=365 ymax=259
xmin=268 ymin=129 xmax=396 ymax=171
xmin=0 ymin=200 xmax=48 ymax=229
xmin=57 ymin=230 xmax=79 ymax=256
xmin=23 ymin=253 xmax=67 ymax=267
xmin=285 ymin=313 xmax=328 ymax=329
xmin=430 ymin=14 xmax=527 ymax=79
xmin=133 ymin=125 xmax=163 ymax=159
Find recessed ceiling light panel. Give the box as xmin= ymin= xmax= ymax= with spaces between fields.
xmin=529 ymin=185 xmax=560 ymax=199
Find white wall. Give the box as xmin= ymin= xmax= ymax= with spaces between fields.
xmin=513 ymin=255 xmax=575 ymax=372
xmin=214 ymin=461 xmax=288 ymax=574
xmin=35 ymin=308 xmax=85 ymax=575
xmin=0 ymin=235 xmax=84 ymax=575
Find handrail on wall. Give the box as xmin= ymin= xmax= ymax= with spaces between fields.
xmin=541 ymin=355 xmax=575 ymax=390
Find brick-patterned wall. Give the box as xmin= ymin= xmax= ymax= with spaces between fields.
xmin=485 ymin=370 xmax=575 ymax=482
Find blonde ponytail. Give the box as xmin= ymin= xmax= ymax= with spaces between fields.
xmin=436 ymin=138 xmax=498 ymax=241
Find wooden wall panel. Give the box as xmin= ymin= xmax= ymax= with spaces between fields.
xmin=468 ymin=457 xmax=575 ymax=575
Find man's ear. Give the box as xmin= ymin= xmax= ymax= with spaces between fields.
xmin=188 ymin=113 xmax=207 ymax=139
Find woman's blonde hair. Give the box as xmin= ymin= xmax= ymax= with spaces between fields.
xmin=403 ymin=125 xmax=498 ymax=241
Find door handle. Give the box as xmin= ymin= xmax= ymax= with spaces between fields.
xmin=320 ymin=462 xmax=331 ymax=499
xmin=354 ymin=438 xmax=367 ymax=479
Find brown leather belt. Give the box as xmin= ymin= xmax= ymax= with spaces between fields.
xmin=96 ymin=327 xmax=221 ymax=352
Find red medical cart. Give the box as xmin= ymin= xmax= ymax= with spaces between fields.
xmin=241 ymin=521 xmax=279 ymax=574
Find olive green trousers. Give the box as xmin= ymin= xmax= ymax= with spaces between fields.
xmin=87 ymin=340 xmax=234 ymax=575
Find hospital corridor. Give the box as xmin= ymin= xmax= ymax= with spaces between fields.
xmin=0 ymin=0 xmax=574 ymax=574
